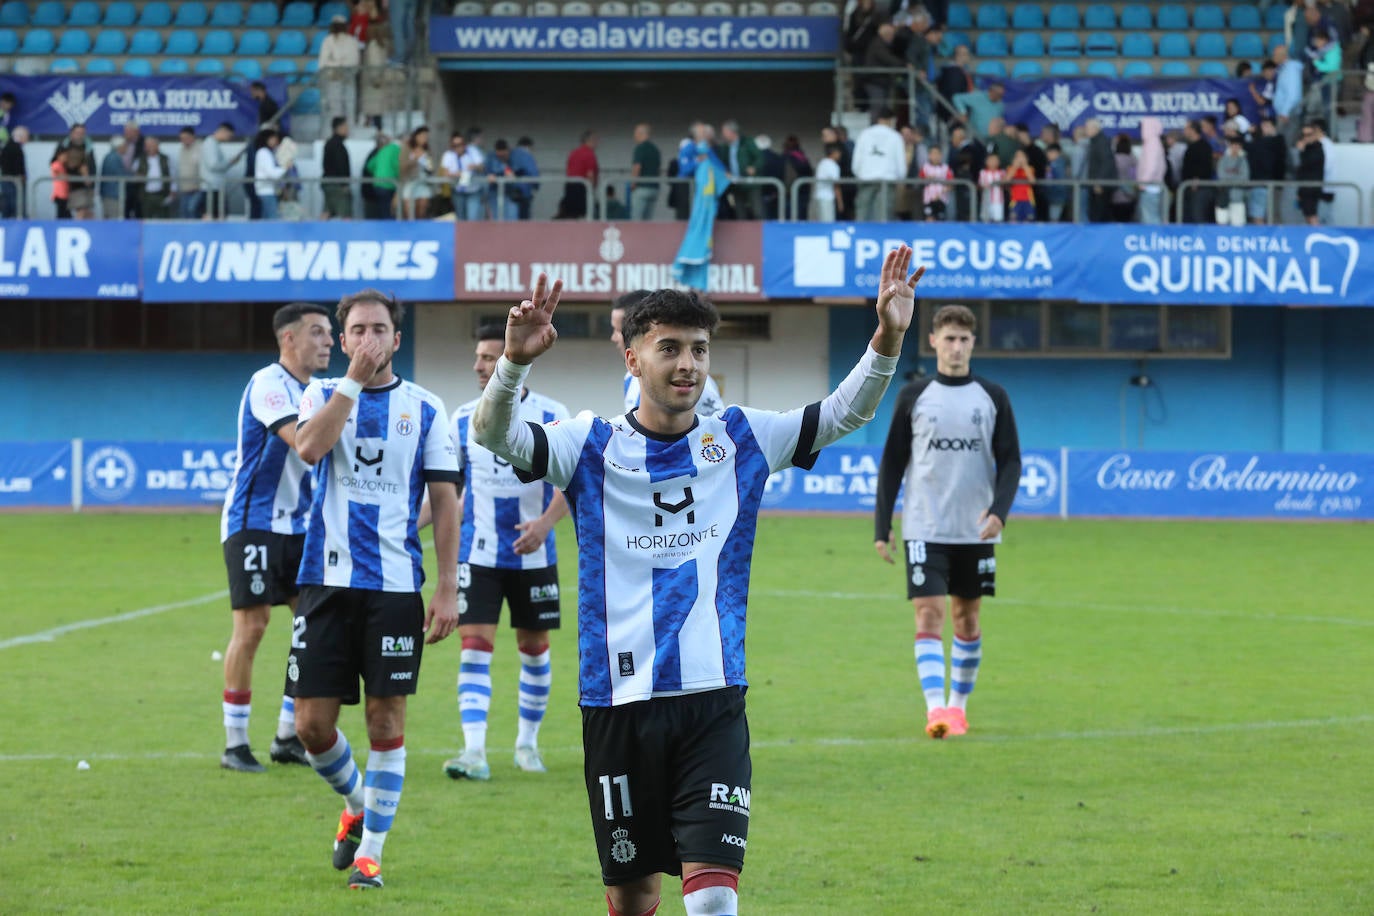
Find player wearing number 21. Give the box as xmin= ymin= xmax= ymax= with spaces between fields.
xmin=473 ymin=250 xmax=924 ymax=916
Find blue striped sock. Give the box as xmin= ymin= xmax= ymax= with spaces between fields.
xmin=459 ymin=637 xmax=493 ymax=754
xmin=516 ymin=646 xmax=551 ymax=749
xmin=275 ymin=695 xmax=296 ymax=740
xmin=914 ymin=633 xmax=946 ymax=711
xmin=358 ymin=741 xmax=406 ymax=864
xmin=948 ymin=633 xmax=982 ymax=711
xmin=305 ymin=729 xmax=364 ymax=815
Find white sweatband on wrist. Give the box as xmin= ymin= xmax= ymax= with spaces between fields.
xmin=335 ymin=377 xmax=364 ymax=400
xmin=493 ymin=356 xmax=531 ymax=391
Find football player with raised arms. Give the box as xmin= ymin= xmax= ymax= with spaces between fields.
xmin=474 ymin=251 xmax=923 ymax=916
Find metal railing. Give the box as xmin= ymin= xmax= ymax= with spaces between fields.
xmin=1173 ymin=179 xmax=1365 ymax=225
xmin=595 ymin=173 xmax=698 ymax=221
xmin=400 ymin=174 xmax=595 ymax=221
xmin=0 ymin=175 xmax=26 ymax=219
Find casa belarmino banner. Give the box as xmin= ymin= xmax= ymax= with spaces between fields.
xmin=761 ymin=224 xmax=1374 ymax=307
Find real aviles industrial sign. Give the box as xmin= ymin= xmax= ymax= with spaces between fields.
xmin=761 ymin=224 xmax=1374 ymax=307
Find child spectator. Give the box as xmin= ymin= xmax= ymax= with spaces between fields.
xmin=1006 ymin=148 xmax=1036 ymax=222
xmin=1214 ymin=133 xmax=1249 ymax=225
xmin=919 ymin=145 xmax=951 ymax=221
xmin=1044 ymin=143 xmax=1068 ymax=222
xmin=977 ymin=151 xmax=1005 ymax=222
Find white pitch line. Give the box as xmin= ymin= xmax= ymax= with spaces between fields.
xmin=756 ymin=589 xmax=1374 ymax=628
xmin=3 ymin=714 xmax=1370 ymax=763
xmin=0 ymin=590 xmax=228 ymax=651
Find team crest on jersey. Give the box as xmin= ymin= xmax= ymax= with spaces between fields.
xmin=972 ymin=408 xmax=983 ymax=426
xmin=610 ymin=828 xmax=637 ymax=864
xmin=700 ymin=434 xmax=727 ymax=464
xmin=395 ymin=414 xmax=415 ymax=436
xmin=265 ymin=391 xmax=287 ymax=410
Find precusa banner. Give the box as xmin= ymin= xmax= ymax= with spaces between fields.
xmin=0 ymin=75 xmax=286 ymax=137
xmin=1001 ymin=77 xmax=1262 ymax=138
xmin=0 ymin=222 xmax=140 ymax=299
xmin=140 ymin=221 xmax=457 ymax=303
xmin=761 ymin=223 xmax=1374 ymax=307
xmin=0 ymin=441 xmax=73 ymax=508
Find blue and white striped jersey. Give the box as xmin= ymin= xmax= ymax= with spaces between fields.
xmin=452 ymin=389 xmax=570 ymax=571
xmin=220 ymin=362 xmax=313 ymax=541
xmin=520 ymin=405 xmax=821 ymax=707
xmin=296 ymin=377 xmax=460 ymax=592
xmin=624 ymin=371 xmax=724 ymax=416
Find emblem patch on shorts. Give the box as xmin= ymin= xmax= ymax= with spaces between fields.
xmin=610 ymin=827 xmax=637 ymax=864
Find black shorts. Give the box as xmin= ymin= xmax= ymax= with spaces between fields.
xmin=285 ymin=585 xmax=425 ymax=705
xmin=458 ymin=562 xmax=562 ymax=630
xmin=904 ymin=541 xmax=996 ymax=600
xmin=582 ymin=687 xmax=751 ymax=885
xmin=223 ymin=530 xmax=304 ymax=609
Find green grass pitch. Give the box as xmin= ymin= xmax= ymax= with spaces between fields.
xmin=1 ymin=513 xmax=1371 ymax=914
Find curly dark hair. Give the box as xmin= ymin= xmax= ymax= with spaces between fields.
xmin=620 ymin=289 xmax=719 ymax=346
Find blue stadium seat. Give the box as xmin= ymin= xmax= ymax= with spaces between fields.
xmin=1121 ymin=61 xmax=1154 ymax=78
xmin=975 ymin=33 xmax=1008 ymax=58
xmin=294 ymin=88 xmax=322 ymax=113
xmin=210 ymin=2 xmax=244 ymax=27
xmin=31 ymin=2 xmax=65 ymax=27
xmin=68 ymin=2 xmax=101 ymax=26
xmin=158 ymin=58 xmax=190 ymax=74
xmin=945 ymin=2 xmax=972 ymax=29
xmin=139 ymin=2 xmax=174 ymax=27
xmin=974 ymin=60 xmax=1007 ymax=80
xmin=1230 ymin=5 xmax=1261 ymax=30
xmin=0 ymin=2 xmax=26 ymax=26
xmin=1264 ymin=5 xmax=1286 ymax=30
xmin=1192 ymin=4 xmax=1225 ymax=29
xmin=975 ymin=4 xmax=1007 ymax=29
xmin=194 ymin=58 xmax=226 ymax=74
xmin=231 ymin=59 xmax=264 ymax=81
xmin=103 ymin=2 xmax=138 ymax=26
xmin=1011 ymin=3 xmax=1043 ymax=29
xmin=304 ymin=59 xmax=319 ymax=78
xmin=122 ymin=59 xmax=154 ymax=76
xmin=56 ymin=31 xmax=93 ymax=55
xmin=1086 ymin=61 xmax=1117 ymax=78
xmin=281 ymin=1 xmax=315 ymax=27
xmin=1049 ymin=61 xmax=1081 ymax=76
xmin=51 ymin=58 xmax=80 ymax=74
xmin=1158 ymin=34 xmax=1191 ymax=58
xmin=201 ymin=29 xmax=235 ymax=55
xmin=175 ymin=2 xmax=209 ymax=26
xmin=1121 ymin=34 xmax=1153 ymax=58
xmin=1195 ymin=33 xmax=1227 ymax=58
xmin=1047 ymin=4 xmax=1079 ymax=30
xmin=1267 ymin=33 xmax=1285 ymax=54
xmin=272 ymin=30 xmax=309 ymax=55
xmin=309 ymin=31 xmax=327 ymax=55
xmin=1232 ymin=33 xmax=1265 ymax=60
xmin=237 ymin=30 xmax=271 ymax=56
xmin=19 ymin=28 xmax=55 ymax=53
xmin=1047 ymin=32 xmax=1080 ymax=57
xmin=267 ymin=59 xmax=300 ymax=77
xmin=166 ymin=30 xmax=199 ymax=55
xmin=129 ymin=30 xmax=163 ymax=56
xmin=1155 ymin=4 xmax=1188 ymax=30
xmin=316 ymin=1 xmax=349 ymax=26
xmin=85 ymin=58 xmax=117 ymax=73
xmin=1119 ymin=4 xmax=1152 ymax=30
xmin=93 ymin=30 xmax=129 ymax=55
xmin=1083 ymin=32 xmax=1116 ymax=57
xmin=245 ymin=1 xmax=278 ymax=26
xmin=1011 ymin=60 xmax=1043 ymax=80
xmin=1159 ymin=61 xmax=1191 ymax=77
xmin=1012 ymin=32 xmax=1044 ymax=57
xmin=0 ymin=28 xmax=19 ymax=53
xmin=1083 ymin=4 xmax=1115 ymax=29
xmin=940 ymin=31 xmax=971 ymax=56
xmin=1196 ymin=61 xmax=1230 ymax=77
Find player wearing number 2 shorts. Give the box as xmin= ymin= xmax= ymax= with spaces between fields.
xmin=874 ymin=304 xmax=1022 ymax=740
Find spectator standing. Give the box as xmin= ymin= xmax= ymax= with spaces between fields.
xmin=456 ymin=127 xmax=488 ymax=220
xmin=895 ymin=125 xmax=927 ymax=220
xmin=560 ymin=130 xmax=598 ymax=219
xmin=1084 ymin=119 xmax=1115 ymax=223
xmin=977 ymin=152 xmax=1005 ymax=222
xmin=1311 ymin=117 xmax=1336 ymax=223
xmin=1223 ymin=99 xmax=1254 ymax=138
xmin=953 ymin=83 xmax=1005 ymax=139
xmin=323 ymin=117 xmax=354 ymax=219
xmin=1251 ymin=60 xmax=1278 ymax=120
xmin=718 ymin=120 xmax=763 ymax=219
xmin=50 ymin=151 xmax=73 ymax=219
xmin=1215 ymin=133 xmax=1250 ymax=225
xmin=936 ymin=45 xmax=974 ymax=124
xmin=485 ymin=139 xmax=519 ymax=221
xmin=947 ymin=125 xmax=984 ymax=221
xmin=0 ymin=91 xmax=14 ymax=142
xmin=253 ymin=129 xmax=286 ymax=220
xmin=781 ymin=134 xmax=814 ymax=220
xmin=400 ymin=125 xmax=434 ymax=220
xmin=363 ymin=132 xmax=400 ymax=219
xmin=861 ymin=23 xmax=906 ymax=114
xmin=822 ymin=124 xmax=858 ymax=219
xmin=53 ymin=147 xmax=94 ymax=220
xmin=755 ymin=134 xmax=786 ymax=220
xmin=986 ymin=117 xmax=1019 ymax=169
xmin=1246 ymin=117 xmax=1287 ymax=222
xmin=251 ymin=81 xmax=280 ymax=128
xmin=510 ymin=136 xmax=539 ymax=220
xmin=320 ymin=15 xmax=361 ymax=129
xmin=0 ymin=125 xmax=24 ymax=218
xmin=1044 ymin=143 xmax=1068 ymax=222
xmin=348 ymin=0 xmax=376 ymax=43
xmin=1295 ymin=122 xmax=1325 ymax=224
xmin=98 ymin=136 xmax=127 ymax=219
xmin=359 ymin=22 xmax=393 ymax=129
xmin=1306 ymin=30 xmax=1342 ymax=115
xmin=1006 ymin=149 xmax=1035 ymax=222
xmin=853 ymin=107 xmax=905 ymax=222
xmin=844 ymin=0 xmax=881 ymax=68
xmin=814 ymin=142 xmax=844 ymax=221
xmin=629 ymin=123 xmax=661 ymax=220
xmin=919 ymin=145 xmax=951 ymax=220
xmin=388 ymin=0 xmax=418 ymax=65
xmin=439 ymin=132 xmax=468 ymax=217
xmin=200 ymin=122 xmax=233 ymax=219
xmin=138 ymin=137 xmax=175 ymax=219
xmin=1111 ymin=134 xmax=1138 ymax=222
xmin=1273 ymin=44 xmax=1306 ymax=146
xmin=177 ymin=127 xmax=204 ymax=219
xmin=1136 ymin=117 xmax=1167 ymax=225
xmin=1181 ymin=121 xmax=1216 ymax=223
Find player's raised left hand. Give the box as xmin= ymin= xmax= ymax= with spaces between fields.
xmin=423 ymin=588 xmax=459 ymax=644
xmin=872 ymin=246 xmax=924 ymax=357
xmin=505 ymin=272 xmax=563 ymax=365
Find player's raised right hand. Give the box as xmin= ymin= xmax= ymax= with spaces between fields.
xmin=505 ymin=272 xmax=563 ymax=365
xmin=345 ymin=335 xmax=386 ymax=383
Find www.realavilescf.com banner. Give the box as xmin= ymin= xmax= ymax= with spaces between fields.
xmin=431 ymin=16 xmax=839 ymax=57
xmin=762 ymin=224 xmax=1374 ymax=307
xmin=1001 ymin=77 xmax=1261 ymax=138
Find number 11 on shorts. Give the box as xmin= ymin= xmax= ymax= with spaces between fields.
xmin=599 ymin=773 xmax=633 ymax=819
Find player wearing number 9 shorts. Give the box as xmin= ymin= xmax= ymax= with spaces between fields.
xmin=874 ymin=304 xmax=1022 ymax=740
xmin=218 ymin=302 xmax=334 ymax=773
